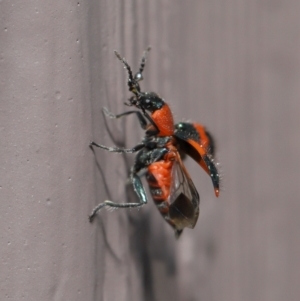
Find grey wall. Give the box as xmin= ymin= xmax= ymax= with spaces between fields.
xmin=1 ymin=1 xmax=300 ymax=301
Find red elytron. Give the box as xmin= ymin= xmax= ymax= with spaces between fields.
xmin=174 ymin=122 xmax=219 ymax=197
xmin=90 ymin=48 xmax=220 ymax=237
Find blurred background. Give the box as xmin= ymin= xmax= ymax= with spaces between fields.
xmin=1 ymin=1 xmax=300 ymax=301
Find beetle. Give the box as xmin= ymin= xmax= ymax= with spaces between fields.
xmin=89 ymin=48 xmax=220 ymax=237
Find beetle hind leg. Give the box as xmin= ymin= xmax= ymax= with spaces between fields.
xmin=89 ymin=200 xmax=145 ymax=222
xmin=89 ymin=167 xmax=148 ymax=222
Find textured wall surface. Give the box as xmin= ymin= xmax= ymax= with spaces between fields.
xmin=1 ymin=1 xmax=300 ymax=301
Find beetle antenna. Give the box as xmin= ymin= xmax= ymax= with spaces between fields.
xmin=114 ymin=50 xmax=140 ymax=96
xmin=134 ymin=46 xmax=151 ymax=82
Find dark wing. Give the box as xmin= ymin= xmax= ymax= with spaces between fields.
xmin=174 ymin=122 xmax=220 ymax=197
xmin=165 ymin=154 xmax=200 ymax=237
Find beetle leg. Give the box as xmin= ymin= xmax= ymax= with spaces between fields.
xmin=89 ymin=167 xmax=147 ymax=221
xmin=105 ymin=106 xmax=159 ymax=137
xmin=90 ymin=142 xmax=144 ymax=154
xmin=125 ymin=147 xmax=167 ymax=190
xmin=102 ymin=107 xmax=147 ymax=130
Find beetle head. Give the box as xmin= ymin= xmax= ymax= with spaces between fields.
xmin=136 ymin=92 xmax=164 ymax=113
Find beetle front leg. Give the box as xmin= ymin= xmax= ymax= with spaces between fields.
xmin=89 ymin=167 xmax=148 ymax=221
xmin=102 ymin=107 xmax=148 ymax=130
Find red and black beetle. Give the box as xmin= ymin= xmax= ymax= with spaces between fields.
xmin=89 ymin=48 xmax=220 ymax=237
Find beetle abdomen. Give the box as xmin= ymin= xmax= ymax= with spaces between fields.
xmin=146 ymin=160 xmax=173 ymax=214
